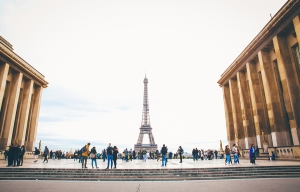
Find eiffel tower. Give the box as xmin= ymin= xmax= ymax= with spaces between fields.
xmin=134 ymin=75 xmax=158 ymax=152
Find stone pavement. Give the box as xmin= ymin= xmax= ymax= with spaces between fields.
xmin=1 ymin=178 xmax=300 ymax=192
xmin=1 ymin=158 xmax=300 ymax=191
xmin=2 ymin=158 xmax=300 ymax=169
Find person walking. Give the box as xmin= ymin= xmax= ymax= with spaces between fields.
xmin=43 ymin=146 xmax=49 ymax=163
xmin=34 ymin=147 xmax=40 ymax=162
xmin=177 ymin=146 xmax=183 ymax=163
xmin=90 ymin=146 xmax=98 ymax=168
xmin=161 ymin=144 xmax=167 ymax=167
xmin=106 ymin=143 xmax=113 ymax=169
xmin=81 ymin=142 xmax=90 ymax=168
xmin=113 ymin=146 xmax=119 ymax=169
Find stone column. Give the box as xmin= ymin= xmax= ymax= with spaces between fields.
xmin=222 ymin=85 xmax=235 ymax=146
xmin=16 ymin=80 xmax=33 ymax=145
xmin=229 ymin=79 xmax=245 ymax=148
xmin=246 ymin=62 xmax=270 ymax=148
xmin=25 ymin=85 xmax=43 ymax=151
xmin=273 ymin=35 xmax=300 ymax=145
xmin=0 ymin=72 xmax=23 ymax=150
xmin=0 ymin=63 xmax=9 ymax=109
xmin=293 ymin=15 xmax=300 ymax=49
xmin=258 ymin=50 xmax=291 ymax=147
xmin=237 ymin=71 xmax=256 ymax=149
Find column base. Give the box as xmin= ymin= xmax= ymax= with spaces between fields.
xmin=0 ymin=138 xmax=10 ymax=151
xmin=25 ymin=141 xmax=34 ymax=152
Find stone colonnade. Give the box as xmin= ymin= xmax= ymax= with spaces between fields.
xmin=0 ymin=36 xmax=47 ymax=151
xmin=221 ymin=13 xmax=300 ymax=149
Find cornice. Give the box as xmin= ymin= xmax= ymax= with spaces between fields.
xmin=0 ymin=43 xmax=48 ymax=88
xmin=217 ymin=0 xmax=300 ymax=86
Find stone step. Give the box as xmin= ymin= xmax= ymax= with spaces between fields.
xmin=2 ymin=166 xmax=300 ymax=181
xmin=1 ymin=174 xmax=300 ymax=181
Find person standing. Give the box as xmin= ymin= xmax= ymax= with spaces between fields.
xmin=106 ymin=143 xmax=113 ymax=169
xmin=177 ymin=146 xmax=183 ymax=163
xmin=81 ymin=142 xmax=90 ymax=168
xmin=255 ymin=146 xmax=259 ymax=158
xmin=124 ymin=148 xmax=128 ymax=162
xmin=78 ymin=149 xmax=82 ymax=163
xmin=6 ymin=144 xmax=14 ymax=167
xmin=132 ymin=150 xmax=136 ymax=159
xmin=43 ymin=146 xmax=49 ymax=163
xmin=34 ymin=147 xmax=40 ymax=162
xmin=225 ymin=145 xmax=231 ymax=166
xmin=52 ymin=150 xmax=56 ymax=160
xmin=141 ymin=148 xmax=147 ymax=162
xmin=249 ymin=144 xmax=256 ymax=165
xmin=13 ymin=145 xmax=20 ymax=167
xmin=18 ymin=145 xmax=26 ymax=166
xmin=155 ymin=149 xmax=160 ymax=161
xmin=113 ymin=146 xmax=119 ymax=169
xmin=129 ymin=149 xmax=133 ymax=161
xmin=102 ymin=149 xmax=107 ymax=162
xmin=161 ymin=144 xmax=167 ymax=167
xmin=90 ymin=146 xmax=98 ymax=168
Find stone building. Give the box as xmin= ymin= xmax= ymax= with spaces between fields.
xmin=0 ymin=36 xmax=48 ymax=151
xmin=217 ymin=0 xmax=300 ymax=156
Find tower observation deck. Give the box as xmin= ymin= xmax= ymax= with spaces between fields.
xmin=134 ymin=75 xmax=158 ymax=152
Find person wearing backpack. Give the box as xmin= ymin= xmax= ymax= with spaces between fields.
xmin=81 ymin=143 xmax=90 ymax=168
xmin=34 ymin=147 xmax=40 ymax=162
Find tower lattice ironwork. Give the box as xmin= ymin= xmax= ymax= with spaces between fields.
xmin=134 ymin=75 xmax=157 ymax=151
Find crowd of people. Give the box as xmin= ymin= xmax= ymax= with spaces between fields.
xmin=4 ymin=142 xmax=277 ymax=168
xmin=4 ymin=143 xmax=26 ymax=167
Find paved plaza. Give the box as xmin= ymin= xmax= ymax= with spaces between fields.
xmin=2 ymin=158 xmax=300 ymax=169
xmin=1 ymin=158 xmax=300 ymax=191
xmin=0 ymin=178 xmax=300 ymax=192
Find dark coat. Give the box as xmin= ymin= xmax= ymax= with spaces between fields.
xmin=113 ymin=148 xmax=119 ymax=159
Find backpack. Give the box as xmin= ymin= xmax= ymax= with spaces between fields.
xmin=181 ymin=149 xmax=184 ymax=154
xmin=81 ymin=146 xmax=86 ymax=153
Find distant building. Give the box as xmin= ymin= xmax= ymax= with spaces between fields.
xmin=218 ymin=0 xmax=300 ymax=155
xmin=0 ymin=36 xmax=48 ymax=151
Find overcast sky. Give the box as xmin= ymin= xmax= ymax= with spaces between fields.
xmin=0 ymin=0 xmax=287 ymax=153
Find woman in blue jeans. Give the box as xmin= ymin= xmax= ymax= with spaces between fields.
xmin=90 ymin=147 xmax=98 ymax=168
xmin=225 ymin=145 xmax=231 ymax=165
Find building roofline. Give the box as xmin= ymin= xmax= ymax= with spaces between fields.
xmin=217 ymin=0 xmax=300 ymax=86
xmin=0 ymin=41 xmax=48 ymax=88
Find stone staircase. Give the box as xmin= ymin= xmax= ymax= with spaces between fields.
xmin=1 ymin=166 xmax=300 ymax=181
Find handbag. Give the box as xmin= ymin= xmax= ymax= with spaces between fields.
xmin=90 ymin=153 xmax=96 ymax=158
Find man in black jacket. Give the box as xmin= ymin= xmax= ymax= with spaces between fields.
xmin=161 ymin=144 xmax=167 ymax=167
xmin=106 ymin=143 xmax=113 ymax=169
xmin=6 ymin=144 xmax=14 ymax=167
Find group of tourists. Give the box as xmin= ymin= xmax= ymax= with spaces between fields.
xmin=224 ymin=143 xmax=261 ymax=166
xmin=5 ymin=143 xmax=26 ymax=167
xmin=191 ymin=148 xmax=220 ymax=161
xmin=78 ymin=142 xmax=119 ymax=169
xmin=4 ymin=141 xmax=277 ymax=168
